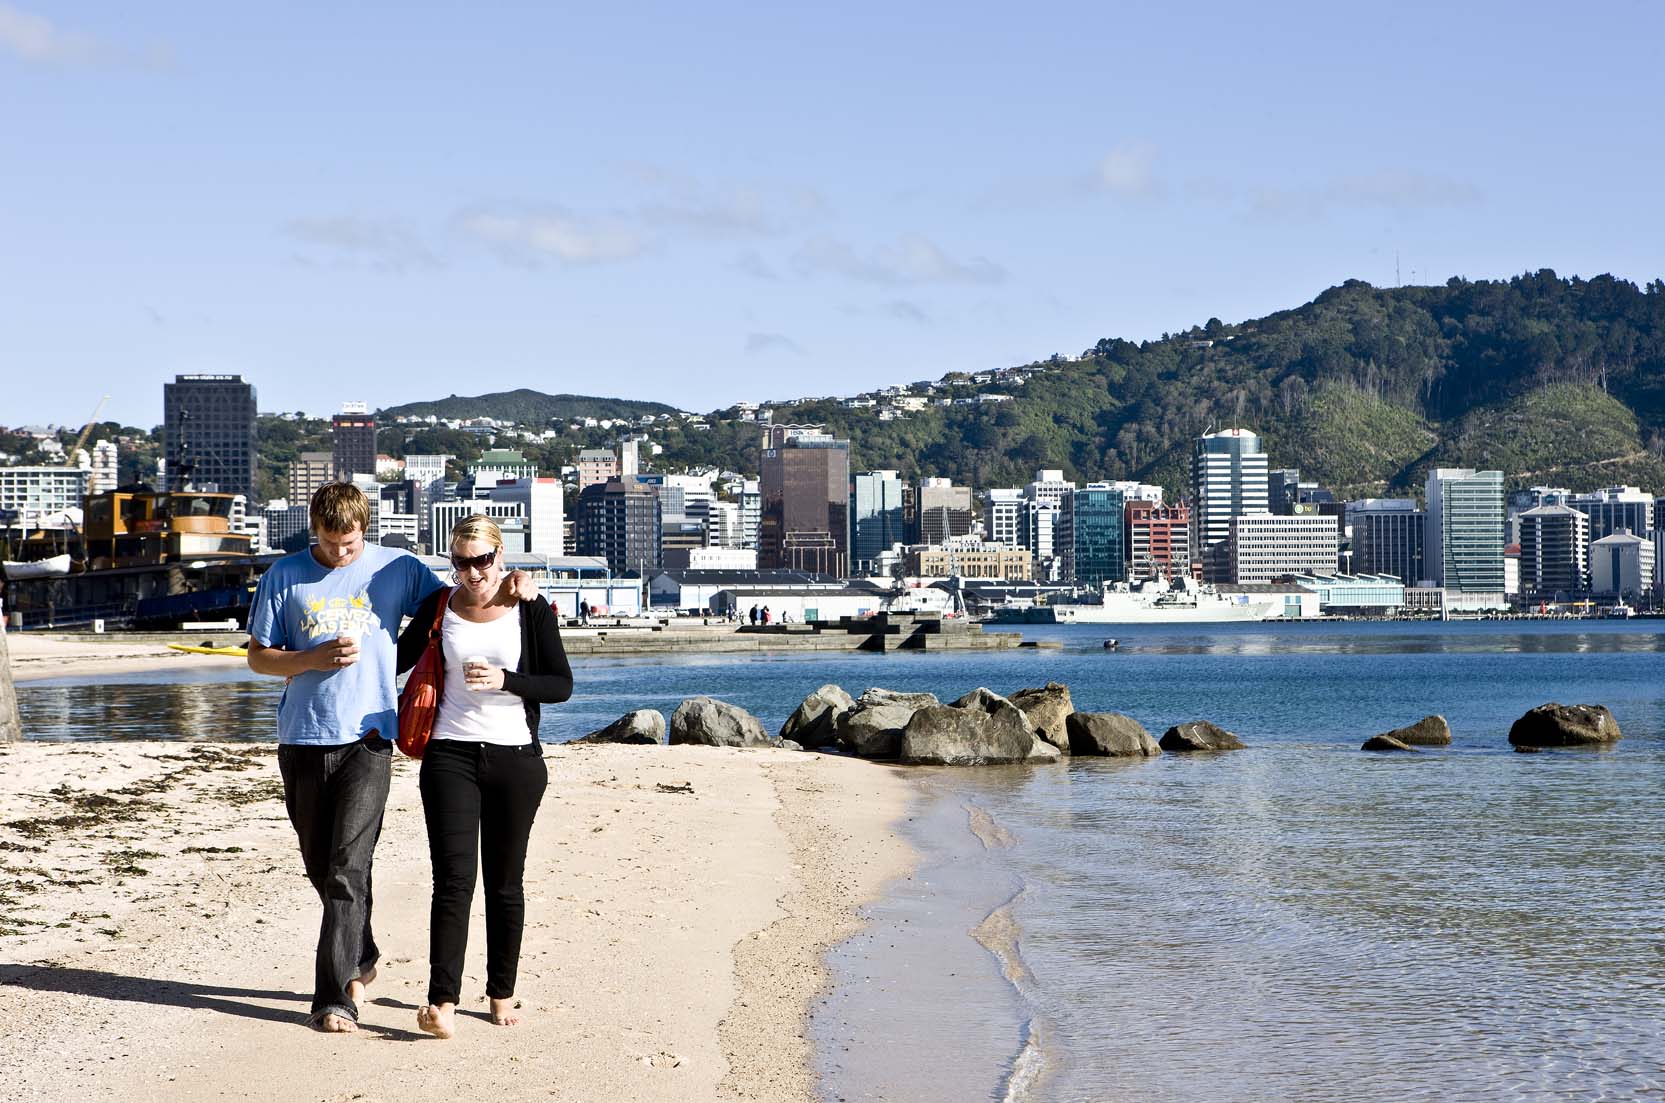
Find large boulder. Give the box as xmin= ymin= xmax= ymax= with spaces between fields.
xmin=1007 ymin=682 xmax=1073 ymax=754
xmin=1067 ymin=712 xmax=1160 ymax=757
xmin=837 ymin=688 xmax=939 ymax=757
xmin=573 ymin=709 xmax=665 ymax=745
xmin=1361 ymin=734 xmax=1416 ymax=753
xmin=1508 ymin=703 xmax=1622 ymax=748
xmin=780 ymin=684 xmax=855 ymax=748
xmin=1159 ymin=720 xmax=1246 ymax=753
xmin=669 ymin=697 xmax=771 ymax=748
xmin=898 ymin=693 xmax=1037 ymax=766
xmin=1378 ymin=715 xmax=1451 ymax=746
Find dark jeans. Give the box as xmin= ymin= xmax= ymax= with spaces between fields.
xmin=419 ymin=740 xmax=548 ymax=1007
xmin=276 ymin=734 xmax=393 ymax=1025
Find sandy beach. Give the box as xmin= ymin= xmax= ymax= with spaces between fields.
xmin=0 ymin=739 xmax=913 ymax=1102
xmin=6 ymin=634 xmax=250 ymax=683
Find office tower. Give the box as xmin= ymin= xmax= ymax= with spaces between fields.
xmin=659 ymin=517 xmax=705 ymax=569
xmin=577 ymin=449 xmax=617 ymax=492
xmin=852 ymin=471 xmax=906 ymax=570
xmin=617 ymin=438 xmax=640 ymax=478
xmin=1346 ymin=499 xmax=1425 ymax=584
xmin=759 ymin=425 xmax=850 ymax=576
xmin=1126 ymin=500 xmax=1190 ymax=581
xmin=1589 ymin=531 xmax=1654 ymax=601
xmin=1059 ymin=484 xmax=1127 ymax=587
xmin=1424 ymin=468 xmax=1505 ymax=592
xmin=740 ymin=479 xmax=762 ymax=550
xmin=706 ymin=500 xmax=743 ymax=548
xmin=470 ymin=449 xmax=538 ymax=489
xmin=287 ymin=452 xmax=333 ymax=504
xmin=1191 ymin=428 xmax=1269 ymax=581
xmin=982 ymin=488 xmax=1024 ymax=548
xmin=916 ymin=478 xmax=974 ymax=545
xmin=401 ymin=454 xmax=451 ymax=546
xmin=577 ymin=477 xmax=661 ymax=574
xmin=1228 ymin=514 xmax=1341 ymax=583
xmin=430 ymin=499 xmax=530 ymax=554
xmin=1269 ymin=469 xmax=1302 ymax=515
xmin=484 ymin=477 xmax=563 ymax=556
xmin=1570 ymin=486 xmax=1653 ymax=543
xmin=86 ymin=440 xmax=119 ymax=495
xmin=0 ymin=467 xmax=88 ymax=519
xmin=163 ymin=374 xmax=257 ymax=496
xmin=1517 ymin=504 xmax=1589 ymax=594
xmin=331 ymin=402 xmax=377 ymax=482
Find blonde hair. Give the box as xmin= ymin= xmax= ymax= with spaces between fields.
xmin=450 ymin=513 xmax=504 ymax=553
xmin=310 ymin=483 xmax=371 ymax=536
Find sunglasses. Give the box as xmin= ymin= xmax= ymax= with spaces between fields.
xmin=450 ymin=549 xmax=497 ymax=572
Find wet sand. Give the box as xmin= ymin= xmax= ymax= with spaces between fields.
xmin=0 ymin=740 xmax=912 ymax=1102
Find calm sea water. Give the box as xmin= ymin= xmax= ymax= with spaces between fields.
xmin=17 ymin=621 xmax=1665 ymax=1100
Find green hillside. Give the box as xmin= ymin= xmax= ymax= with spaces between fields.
xmin=378 ymin=389 xmax=680 ymax=424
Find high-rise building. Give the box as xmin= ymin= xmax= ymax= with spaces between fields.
xmin=489 ymin=477 xmax=564 ymax=556
xmin=1589 ymin=531 xmax=1655 ymax=602
xmin=287 ymin=452 xmax=334 ymax=504
xmin=1570 ymin=486 xmax=1653 ymax=543
xmin=163 ymin=374 xmax=257 ymax=496
xmin=759 ymin=425 xmax=850 ymax=576
xmin=1125 ymin=500 xmax=1190 ymax=582
xmin=1059 ymin=484 xmax=1127 ymax=587
xmin=401 ymin=454 xmax=452 ymax=546
xmin=430 ymin=499 xmax=530 ymax=554
xmin=1191 ymin=428 xmax=1269 ymax=581
xmin=1517 ymin=503 xmax=1589 ymax=595
xmin=852 ymin=470 xmax=906 ymax=570
xmin=1228 ymin=513 xmax=1341 ymax=583
xmin=577 ymin=449 xmax=617 ymax=492
xmin=331 ymin=403 xmax=377 ymax=482
xmin=87 ymin=440 xmax=119 ymax=495
xmin=1347 ymin=498 xmax=1425 ymax=584
xmin=706 ymin=500 xmax=743 ymax=548
xmin=577 ymin=477 xmax=661 ymax=574
xmin=916 ymin=478 xmax=974 ymax=545
xmin=1424 ymin=468 xmax=1505 ymax=592
xmin=0 ymin=467 xmax=88 ymax=520
xmin=740 ymin=479 xmax=762 ymax=550
xmin=982 ymin=488 xmax=1025 ymax=548
xmin=617 ymin=439 xmax=641 ymax=479
xmin=470 ymin=449 xmax=539 ymax=489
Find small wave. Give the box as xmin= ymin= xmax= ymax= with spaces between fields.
xmin=965 ymin=801 xmax=1018 ymax=850
xmin=972 ymin=888 xmax=1061 ymax=1102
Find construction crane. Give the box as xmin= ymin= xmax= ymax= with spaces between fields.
xmin=63 ymin=395 xmax=111 ymax=466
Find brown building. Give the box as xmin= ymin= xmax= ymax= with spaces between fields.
xmin=1126 ymin=500 xmax=1193 ymax=581
xmin=287 ymin=452 xmax=333 ymax=504
xmin=759 ymin=425 xmax=850 ymax=576
xmin=910 ymin=542 xmax=1033 ymax=581
xmin=332 ymin=405 xmax=378 ymax=482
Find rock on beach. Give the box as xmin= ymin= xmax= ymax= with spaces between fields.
xmin=898 ymin=688 xmax=1040 ymax=766
xmin=1377 ymin=715 xmax=1451 ymax=746
xmin=1361 ymin=734 xmax=1416 ymax=753
xmin=1007 ymin=682 xmax=1073 ymax=754
xmin=1067 ymin=712 xmax=1161 ymax=757
xmin=669 ymin=697 xmax=772 ymax=748
xmin=574 ymin=709 xmax=666 ymax=745
xmin=1508 ymin=703 xmax=1622 ymax=748
xmin=779 ymin=684 xmax=855 ymax=748
xmin=837 ymin=689 xmax=939 ymax=758
xmin=1159 ymin=720 xmax=1246 ymax=753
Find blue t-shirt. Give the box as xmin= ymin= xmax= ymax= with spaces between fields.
xmin=248 ymin=544 xmax=444 ymax=746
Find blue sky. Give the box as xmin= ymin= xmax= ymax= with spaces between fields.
xmin=3 ymin=1 xmax=1661 ymax=428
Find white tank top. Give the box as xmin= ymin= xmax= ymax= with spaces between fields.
xmin=431 ymin=603 xmax=527 ymax=746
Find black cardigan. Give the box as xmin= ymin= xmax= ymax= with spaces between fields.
xmin=397 ymin=590 xmax=574 ymax=742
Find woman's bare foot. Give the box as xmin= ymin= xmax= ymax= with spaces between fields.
xmin=311 ymin=1012 xmax=357 ymax=1033
xmin=346 ymin=965 xmax=377 ymax=1007
xmin=489 ymin=997 xmax=521 ymax=1026
xmin=417 ymin=1003 xmax=456 ymax=1039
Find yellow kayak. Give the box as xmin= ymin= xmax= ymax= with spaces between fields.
xmin=167 ymin=643 xmax=249 ymax=657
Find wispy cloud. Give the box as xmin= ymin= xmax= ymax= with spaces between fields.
xmin=745 ymin=332 xmax=805 ymax=356
xmin=0 ymin=3 xmax=170 ymax=67
xmin=284 ymin=216 xmax=439 ymax=272
xmin=881 ymin=299 xmax=930 ymax=325
xmin=1097 ymin=141 xmax=1161 ymax=200
xmin=1250 ymin=170 xmax=1484 ymax=221
xmin=458 ymin=207 xmax=647 ymax=266
xmin=793 ymin=235 xmax=1006 ymax=286
xmin=733 ymin=248 xmax=780 ymax=281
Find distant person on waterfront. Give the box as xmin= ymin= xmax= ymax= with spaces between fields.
xmin=397 ymin=514 xmax=572 ymax=1039
xmin=748 ymin=604 xmax=758 ymax=625
xmin=246 ymin=484 xmax=531 ymax=1034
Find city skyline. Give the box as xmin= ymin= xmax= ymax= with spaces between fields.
xmin=5 ymin=3 xmax=1664 ymax=428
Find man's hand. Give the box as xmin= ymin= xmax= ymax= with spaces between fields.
xmin=249 ymin=636 xmax=359 ymax=678
xmin=314 ymin=636 xmax=360 ymax=672
xmin=493 ymin=569 xmax=537 ymax=606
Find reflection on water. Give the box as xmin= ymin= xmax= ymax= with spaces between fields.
xmin=19 ymin=675 xmax=282 ymax=741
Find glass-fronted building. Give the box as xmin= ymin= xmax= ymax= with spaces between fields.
xmin=851 ymin=470 xmax=905 ymax=572
xmin=1060 ymin=484 xmax=1126 ymax=587
xmin=1424 ymin=468 xmax=1505 ymax=593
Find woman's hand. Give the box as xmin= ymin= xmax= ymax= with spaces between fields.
xmin=464 ymin=662 xmax=506 ymax=692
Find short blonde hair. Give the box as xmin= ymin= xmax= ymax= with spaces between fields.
xmin=310 ymin=483 xmax=371 ymax=536
xmin=450 ymin=513 xmax=504 ymax=553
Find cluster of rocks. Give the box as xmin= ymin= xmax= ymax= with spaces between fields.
xmin=576 ymin=680 xmax=1256 ymax=767
xmin=1360 ymin=704 xmax=1622 ymax=753
xmin=577 ymin=688 xmax=1622 ymax=765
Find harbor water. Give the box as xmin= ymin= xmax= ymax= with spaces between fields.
xmin=16 ymin=620 xmax=1665 ymax=1100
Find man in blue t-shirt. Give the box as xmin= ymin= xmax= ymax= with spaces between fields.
xmin=247 ymin=483 xmax=531 ymax=1033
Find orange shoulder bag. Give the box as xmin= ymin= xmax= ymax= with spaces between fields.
xmin=396 ymin=588 xmax=452 ymax=759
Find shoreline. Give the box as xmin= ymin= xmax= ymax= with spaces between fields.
xmin=0 ymin=740 xmax=914 ymax=1102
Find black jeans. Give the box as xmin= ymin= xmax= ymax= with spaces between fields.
xmin=276 ymin=734 xmax=393 ymax=1025
xmin=419 ymin=740 xmax=548 ymax=1007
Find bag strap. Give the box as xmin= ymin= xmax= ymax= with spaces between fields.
xmin=428 ymin=587 xmax=451 ymax=642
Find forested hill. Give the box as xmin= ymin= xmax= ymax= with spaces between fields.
xmin=379 ymin=389 xmax=679 ymax=424
xmin=704 ymin=271 xmax=1665 ymax=499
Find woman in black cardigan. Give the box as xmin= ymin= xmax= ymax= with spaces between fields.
xmin=396 ymin=514 xmax=572 ymax=1040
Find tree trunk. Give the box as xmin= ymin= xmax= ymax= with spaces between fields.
xmin=0 ymin=629 xmax=21 ymax=743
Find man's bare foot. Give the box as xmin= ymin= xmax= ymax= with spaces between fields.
xmin=490 ymin=997 xmax=521 ymax=1026
xmin=346 ymin=964 xmax=377 ymax=1006
xmin=311 ymin=1012 xmax=357 ymax=1033
xmin=417 ymin=1003 xmax=455 ymax=1039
